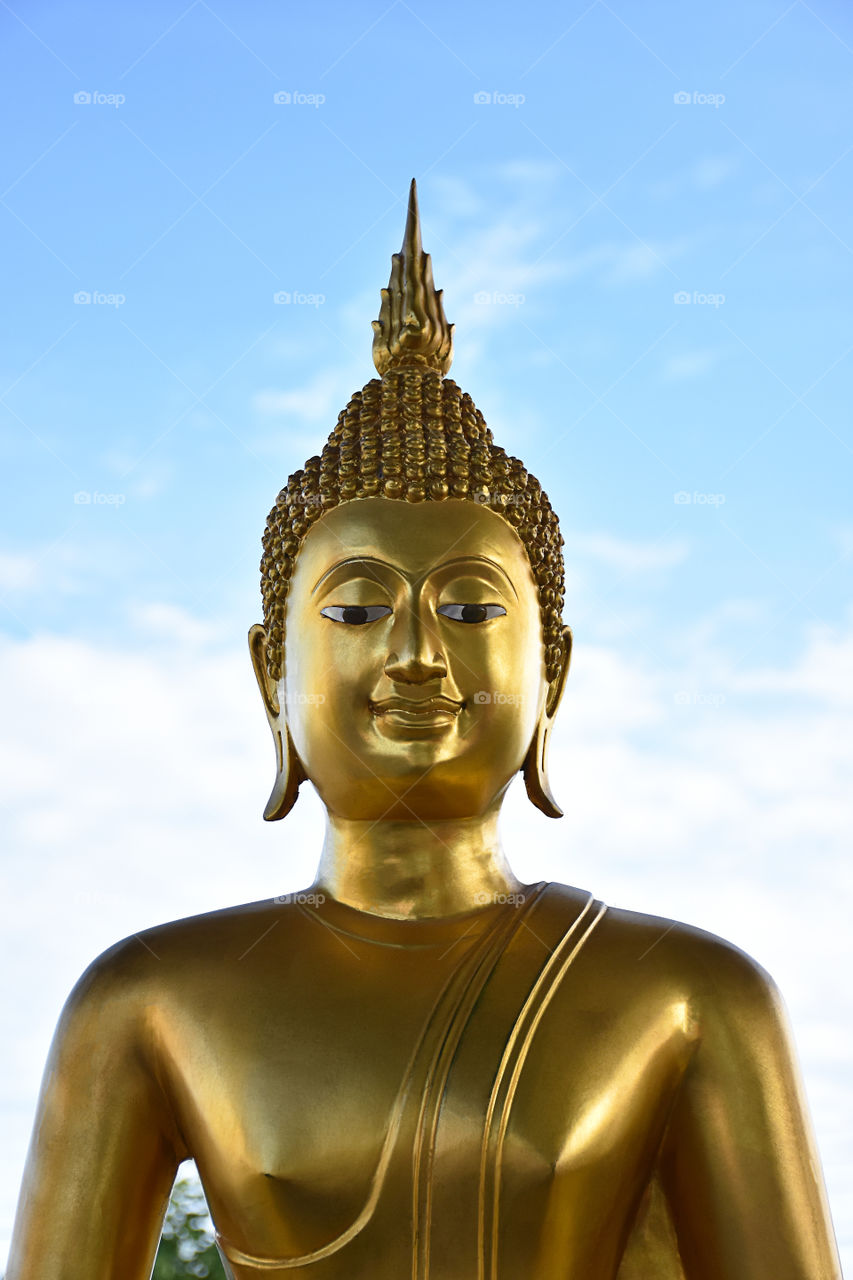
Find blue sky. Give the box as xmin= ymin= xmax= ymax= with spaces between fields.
xmin=2 ymin=0 xmax=852 ymax=651
xmin=2 ymin=0 xmax=852 ymax=1269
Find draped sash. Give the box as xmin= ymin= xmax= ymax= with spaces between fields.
xmin=216 ymin=884 xmax=608 ymax=1278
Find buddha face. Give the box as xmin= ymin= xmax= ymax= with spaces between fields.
xmin=264 ymin=496 xmax=559 ymax=821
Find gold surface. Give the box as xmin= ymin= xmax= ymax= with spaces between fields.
xmin=372 ymin=179 xmax=454 ymax=376
xmin=6 ymin=186 xmax=842 ymax=1279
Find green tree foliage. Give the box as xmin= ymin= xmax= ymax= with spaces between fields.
xmin=152 ymin=1172 xmax=226 ymax=1279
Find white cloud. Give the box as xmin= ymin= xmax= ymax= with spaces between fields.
xmin=0 ymin=552 xmax=38 ymax=592
xmin=388 ymin=173 xmax=702 ymax=361
xmin=832 ymin=523 xmax=853 ymax=557
xmin=246 ymin=180 xmax=699 ymax=468
xmin=493 ymin=158 xmax=564 ymax=187
xmin=732 ymin=619 xmax=853 ymax=707
xmin=661 ymin=348 xmax=721 ymax=381
xmin=648 ymin=152 xmax=741 ymax=200
xmin=128 ymin=600 xmax=226 ymax=648
xmin=0 ymin=542 xmax=86 ymax=599
xmin=436 ymin=164 xmax=696 ymax=292
xmin=568 ymin=530 xmax=690 ymax=574
xmin=429 ymin=173 xmax=486 ymax=219
xmin=253 ymin=371 xmax=348 ymax=424
xmin=600 ymin=237 xmax=691 ymax=285
xmin=692 ymin=154 xmax=741 ymax=189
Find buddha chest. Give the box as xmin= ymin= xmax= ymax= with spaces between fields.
xmin=155 ymin=887 xmax=692 ymax=1279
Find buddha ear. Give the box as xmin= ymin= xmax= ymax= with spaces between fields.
xmin=248 ymin=623 xmax=306 ymax=822
xmin=522 ymin=625 xmax=572 ymax=819
xmin=249 ymin=622 xmax=280 ymax=719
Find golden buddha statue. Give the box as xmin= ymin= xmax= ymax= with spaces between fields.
xmin=7 ymin=182 xmax=842 ymax=1280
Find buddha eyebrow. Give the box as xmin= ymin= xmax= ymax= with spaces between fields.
xmin=311 ymin=554 xmax=517 ymax=599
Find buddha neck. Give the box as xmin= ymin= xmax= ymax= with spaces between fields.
xmin=312 ymin=805 xmax=525 ymax=921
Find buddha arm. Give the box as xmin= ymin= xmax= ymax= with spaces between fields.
xmin=5 ymin=947 xmax=185 ymax=1280
xmin=660 ymin=943 xmax=842 ymax=1278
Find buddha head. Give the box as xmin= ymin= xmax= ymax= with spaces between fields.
xmin=249 ymin=181 xmax=571 ymax=826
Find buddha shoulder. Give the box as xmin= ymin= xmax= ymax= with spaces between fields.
xmin=574 ymin=890 xmax=786 ymax=1046
xmin=58 ymin=897 xmax=305 ymax=1025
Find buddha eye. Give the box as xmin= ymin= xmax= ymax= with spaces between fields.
xmin=320 ymin=605 xmax=392 ymax=625
xmin=437 ymin=603 xmax=507 ymax=624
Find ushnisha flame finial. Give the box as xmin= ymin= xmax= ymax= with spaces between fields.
xmin=371 ymin=178 xmax=454 ymax=377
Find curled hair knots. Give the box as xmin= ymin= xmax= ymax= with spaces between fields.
xmin=259 ymin=377 xmax=568 ymax=686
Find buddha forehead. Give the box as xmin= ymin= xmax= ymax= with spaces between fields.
xmin=289 ymin=496 xmax=537 ymax=589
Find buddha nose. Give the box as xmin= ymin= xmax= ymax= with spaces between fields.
xmin=384 ymin=608 xmax=447 ymax=684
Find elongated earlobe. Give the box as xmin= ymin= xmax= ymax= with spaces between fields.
xmin=262 ymin=723 xmax=306 ymax=821
xmin=523 ymin=625 xmax=572 ymax=819
xmin=248 ymin=623 xmax=306 ymax=822
xmin=523 ymin=717 xmax=563 ymax=818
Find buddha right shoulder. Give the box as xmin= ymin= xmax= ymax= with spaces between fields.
xmin=64 ymin=892 xmax=311 ymax=1012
